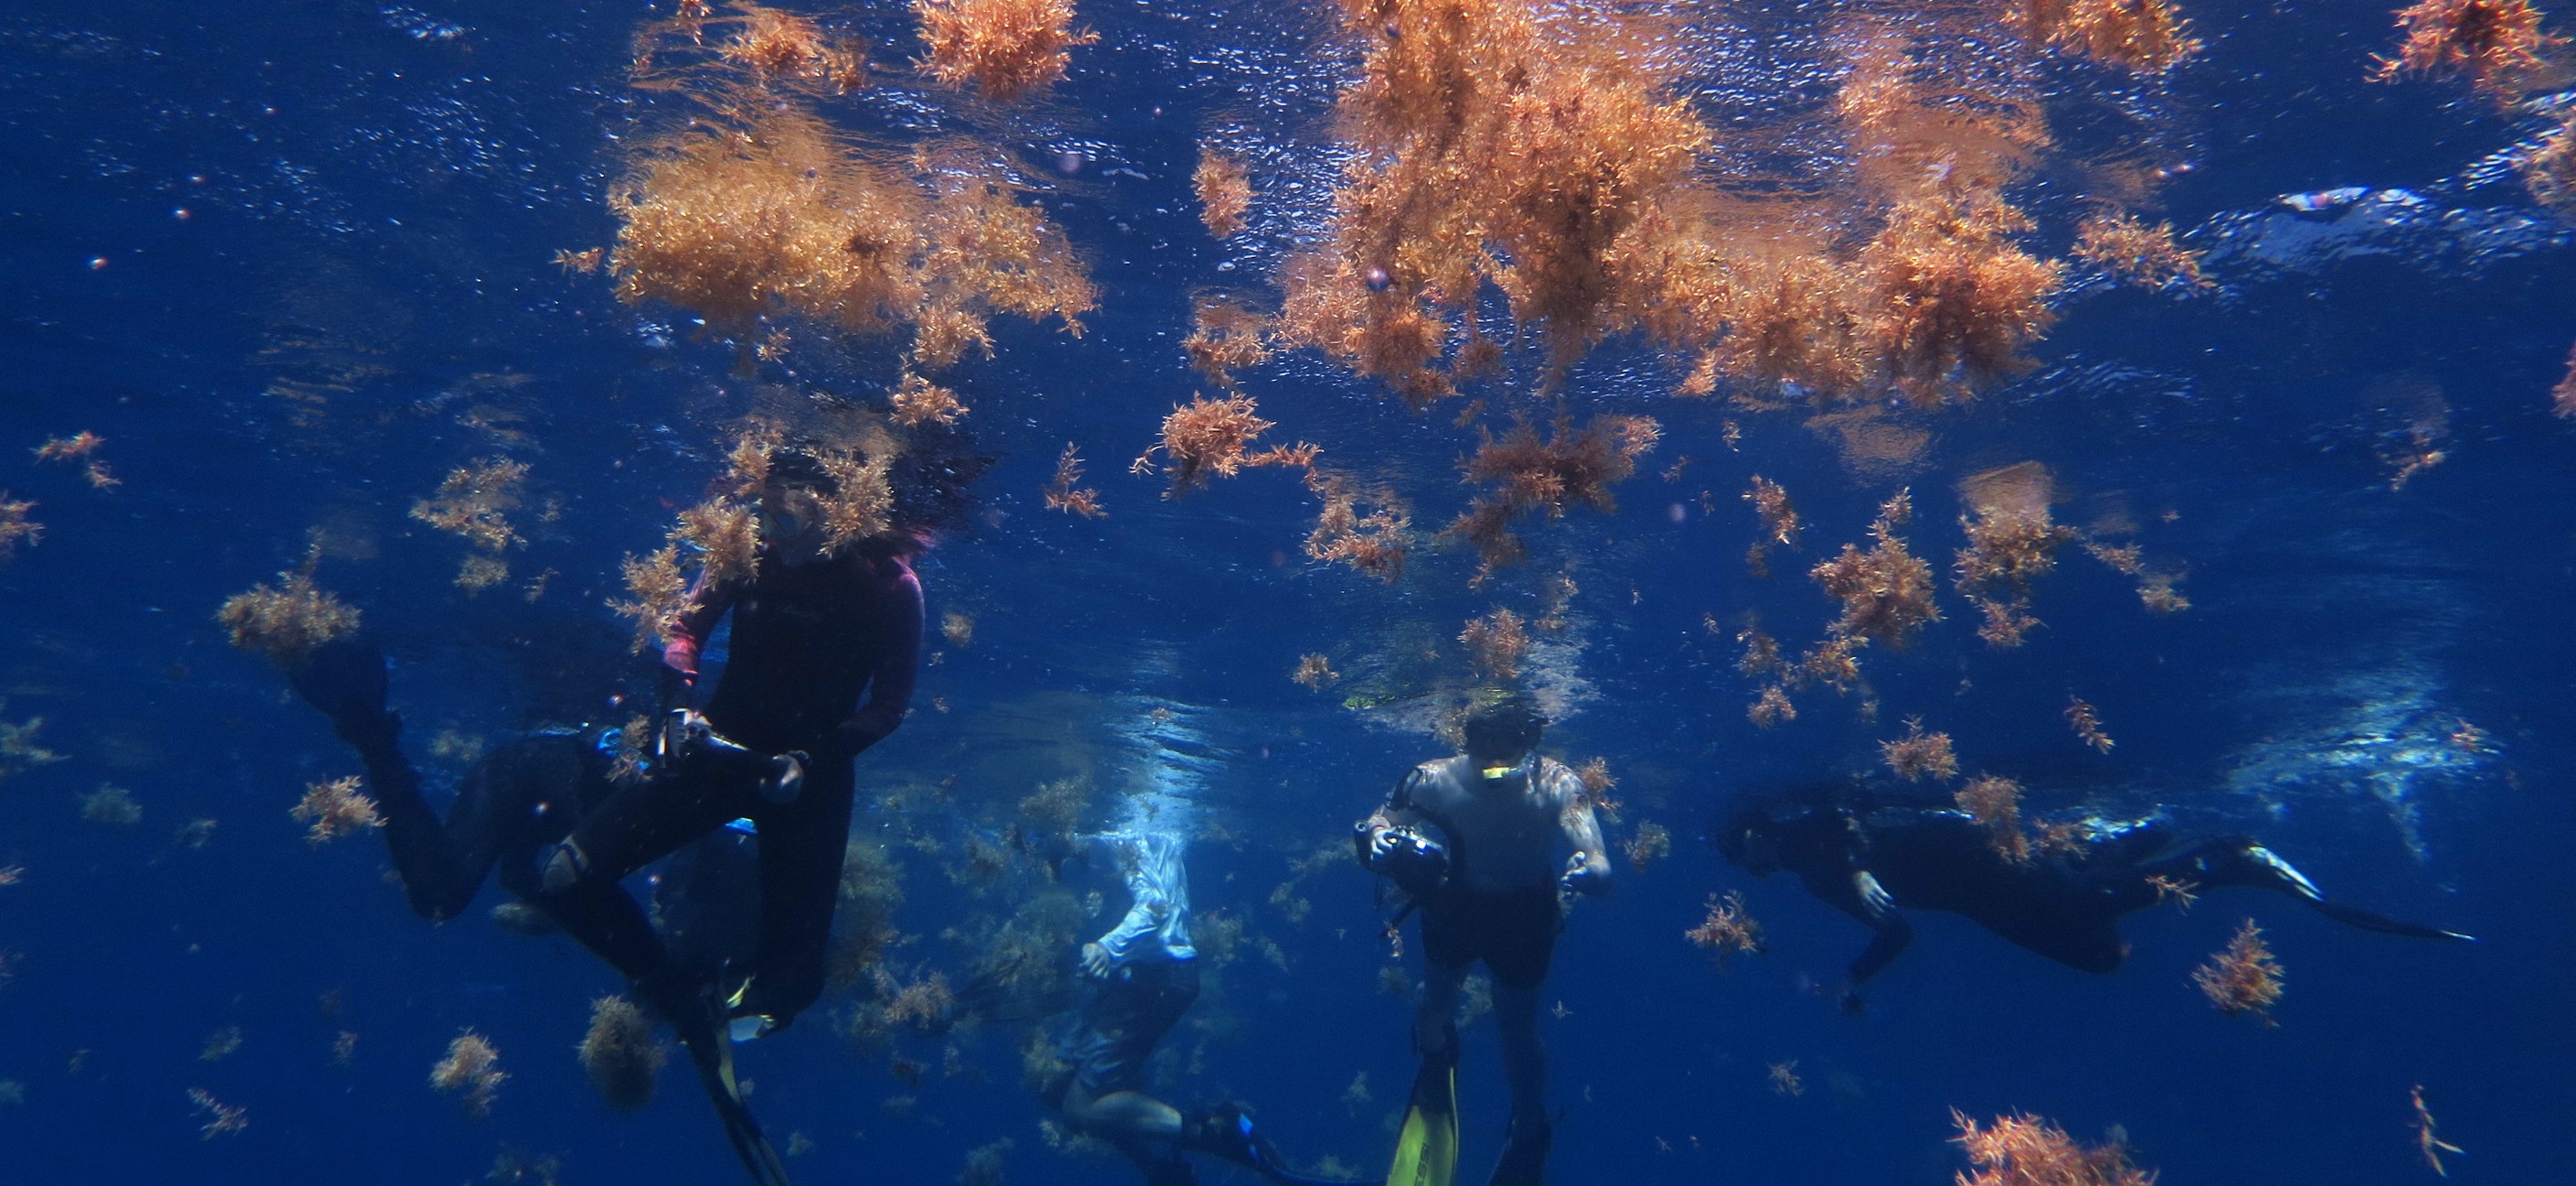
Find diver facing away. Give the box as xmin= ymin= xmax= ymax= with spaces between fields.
xmin=1041 ymin=831 xmax=1354 ymax=1186
xmin=284 ymin=639 xmax=793 ymax=1186
xmin=1716 ymin=788 xmax=2474 ymax=1013
xmin=1355 ymin=695 xmax=1611 ymax=1186
xmin=542 ymin=447 xmax=924 ymax=1039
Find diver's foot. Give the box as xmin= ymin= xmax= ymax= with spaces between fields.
xmin=539 ymin=839 xmax=591 ymax=895
xmin=1177 ymin=1103 xmax=1276 ymax=1170
xmin=1488 ymin=1116 xmax=1552 ymax=1186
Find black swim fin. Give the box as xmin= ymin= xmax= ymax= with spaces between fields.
xmin=1387 ymin=1044 xmax=1459 ymax=1186
xmin=1486 ymin=1117 xmax=1551 ymax=1186
xmin=666 ymin=990 xmax=795 ymax=1186
xmin=2307 ymin=899 xmax=2475 ymax=943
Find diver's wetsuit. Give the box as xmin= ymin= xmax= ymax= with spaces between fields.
xmin=290 ymin=641 xmax=794 ymax=1186
xmin=560 ymin=544 xmax=922 ymax=1027
xmin=295 ymin=643 xmax=673 ymax=987
xmin=1718 ymin=792 xmax=2472 ymax=997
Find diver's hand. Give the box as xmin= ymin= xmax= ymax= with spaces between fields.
xmin=1366 ymin=827 xmax=1408 ymax=869
xmin=661 ymin=635 xmax=701 ymax=684
xmin=1079 ymin=943 xmax=1112 ymax=980
xmin=1560 ymin=854 xmax=1610 ymax=898
xmin=1854 ymin=870 xmax=1894 ymax=920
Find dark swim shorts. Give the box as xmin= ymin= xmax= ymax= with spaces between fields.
xmin=1055 ymin=956 xmax=1201 ymax=1103
xmin=1422 ymin=885 xmax=1565 ymax=989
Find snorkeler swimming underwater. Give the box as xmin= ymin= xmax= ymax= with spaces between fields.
xmin=1717 ymin=787 xmax=2474 ymax=1013
xmin=281 ymin=638 xmax=793 ymax=1185
xmin=6 ymin=0 xmax=2569 ymax=1181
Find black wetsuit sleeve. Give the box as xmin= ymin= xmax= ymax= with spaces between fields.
xmin=342 ymin=727 xmax=490 ymax=923
xmin=837 ymin=560 xmax=921 ymax=753
xmin=1846 ymin=911 xmax=1916 ymax=987
xmin=671 ymin=571 xmax=740 ymax=650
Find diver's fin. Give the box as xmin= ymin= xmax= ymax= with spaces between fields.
xmin=671 ymin=990 xmax=796 ymax=1186
xmin=2307 ymin=899 xmax=2474 ymax=943
xmin=1485 ymin=1116 xmax=1551 ymax=1186
xmin=1386 ymin=1046 xmax=1459 ymax=1186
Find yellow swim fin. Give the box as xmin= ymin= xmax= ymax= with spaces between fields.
xmin=1387 ymin=1047 xmax=1459 ymax=1186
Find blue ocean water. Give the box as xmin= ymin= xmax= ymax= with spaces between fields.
xmin=1 ymin=1 xmax=2571 ymax=1183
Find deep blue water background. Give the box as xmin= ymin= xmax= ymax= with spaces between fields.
xmin=2 ymin=1 xmax=2572 ymax=1183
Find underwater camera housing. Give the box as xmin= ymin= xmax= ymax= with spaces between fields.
xmin=1368 ymin=825 xmax=1451 ymax=897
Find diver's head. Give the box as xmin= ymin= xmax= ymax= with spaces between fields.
xmin=1460 ymin=695 xmax=1544 ymax=777
xmin=759 ymin=447 xmax=839 ymax=563
xmin=1716 ymin=801 xmax=1795 ymax=876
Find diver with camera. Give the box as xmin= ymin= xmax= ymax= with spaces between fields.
xmin=1354 ymin=695 xmax=1610 ymax=1186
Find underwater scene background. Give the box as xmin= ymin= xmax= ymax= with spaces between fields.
xmin=2 ymin=0 xmax=2572 ymax=1183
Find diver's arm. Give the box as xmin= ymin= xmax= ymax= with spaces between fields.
xmin=1553 ymin=765 xmax=1612 ymax=897
xmin=662 ymin=573 xmax=739 ymax=681
xmin=836 ymin=559 xmax=922 ymax=754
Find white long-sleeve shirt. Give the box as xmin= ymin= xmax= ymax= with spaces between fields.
xmin=1088 ymin=832 xmax=1196 ymax=967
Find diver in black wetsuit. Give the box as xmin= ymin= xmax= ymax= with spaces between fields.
xmin=1715 ymin=788 xmax=2474 ymax=1013
xmin=542 ymin=448 xmax=924 ymax=1038
xmin=285 ymin=639 xmax=793 ymax=1186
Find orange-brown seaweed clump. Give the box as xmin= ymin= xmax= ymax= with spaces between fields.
xmin=916 ymin=0 xmax=1095 ymax=102
xmin=412 ymin=458 xmax=531 ymax=593
xmin=609 ymin=97 xmax=1091 ymax=372
xmin=2073 ymin=211 xmax=2209 ymax=291
xmin=709 ymin=3 xmax=865 ymax=93
xmin=579 ymin=996 xmax=666 ymax=1111
xmin=2411 ymin=1084 xmax=2465 ymax=1176
xmin=1304 ymin=470 xmax=1412 ymax=581
xmin=1043 ymin=443 xmax=1106 ymax=517
xmin=1954 ymin=462 xmax=2077 ymax=647
xmin=1133 ymin=394 xmax=1317 ymax=496
xmin=1460 ymin=609 xmax=1530 ymax=681
xmin=188 ymin=1088 xmax=249 ymax=1138
xmin=219 ymin=567 xmax=360 ymax=664
xmin=1955 ymin=775 xmax=2031 ymax=863
xmin=1748 ymin=685 xmax=1797 ymax=728
xmin=1951 ymin=1110 xmax=2153 ymax=1186
xmin=2192 ymin=918 xmax=2284 ymax=1024
xmin=1812 ymin=490 xmax=1941 ymax=647
xmin=1195 ymin=146 xmax=1251 ymax=240
xmin=1623 ymin=821 xmax=1671 ymax=871
xmin=1447 ymin=415 xmax=1658 ymax=577
xmin=32 ymin=432 xmax=117 ymax=491
xmin=1275 ymin=0 xmax=1714 ymax=404
xmin=431 ymin=1030 xmax=507 ymax=1116
xmin=2018 ymin=0 xmax=2203 ymax=73
xmin=1881 ymin=717 xmax=1959 ymax=781
xmin=1293 ymin=652 xmax=1338 ymax=689
xmin=0 ymin=494 xmax=38 ymax=559
xmin=609 ymin=544 xmax=690 ymax=652
xmin=1686 ymin=890 xmax=1766 ymax=968
xmin=889 ymin=372 xmax=968 ymax=426
xmin=291 ymin=776 xmax=382 ymax=846
xmin=2066 ymin=696 xmax=2115 ymax=753
xmin=1861 ymin=180 xmax=2066 ymax=404
xmin=411 ymin=458 xmax=529 ymax=553
xmin=1182 ymin=294 xmax=1273 ymax=389
xmin=2371 ymin=0 xmax=2564 ymax=101
xmin=1744 ymin=476 xmax=1800 ymax=577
